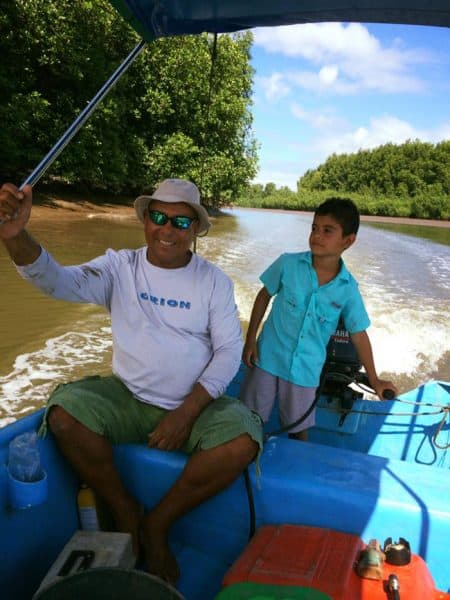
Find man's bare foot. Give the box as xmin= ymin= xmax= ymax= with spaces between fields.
xmin=140 ymin=513 xmax=180 ymax=584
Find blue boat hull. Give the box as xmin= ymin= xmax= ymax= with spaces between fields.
xmin=1 ymin=380 xmax=449 ymax=599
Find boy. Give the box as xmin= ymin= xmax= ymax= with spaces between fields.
xmin=240 ymin=197 xmax=397 ymax=440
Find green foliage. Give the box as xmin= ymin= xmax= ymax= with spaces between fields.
xmin=236 ymin=140 xmax=449 ymax=219
xmin=298 ymin=140 xmax=450 ymax=198
xmin=293 ymin=140 xmax=449 ymax=219
xmin=236 ymin=183 xmax=449 ymax=220
xmin=410 ymin=195 xmax=450 ymax=220
xmin=0 ymin=1 xmax=257 ymax=205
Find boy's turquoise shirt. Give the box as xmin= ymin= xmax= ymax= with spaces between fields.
xmin=257 ymin=251 xmax=370 ymax=387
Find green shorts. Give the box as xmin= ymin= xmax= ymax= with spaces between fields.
xmin=40 ymin=375 xmax=263 ymax=456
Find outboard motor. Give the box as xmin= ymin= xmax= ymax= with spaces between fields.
xmin=321 ymin=318 xmax=370 ymax=409
xmin=265 ymin=318 xmax=373 ymax=438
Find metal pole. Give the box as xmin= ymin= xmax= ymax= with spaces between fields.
xmin=1 ymin=39 xmax=146 ymax=225
xmin=22 ymin=39 xmax=147 ymax=189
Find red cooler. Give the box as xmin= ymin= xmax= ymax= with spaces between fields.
xmin=222 ymin=524 xmax=450 ymax=600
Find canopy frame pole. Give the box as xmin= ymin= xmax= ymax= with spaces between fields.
xmin=21 ymin=39 xmax=147 ymax=190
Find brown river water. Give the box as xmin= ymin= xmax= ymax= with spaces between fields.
xmin=0 ymin=206 xmax=449 ymax=427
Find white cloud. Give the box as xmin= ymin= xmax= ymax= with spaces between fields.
xmin=255 ymin=115 xmax=450 ymax=186
xmin=253 ymin=157 xmax=310 ymax=190
xmin=311 ymin=115 xmax=450 ymax=161
xmin=251 ymin=25 xmax=448 ymax=188
xmin=434 ymin=123 xmax=450 ymax=140
xmin=253 ymin=23 xmax=428 ymax=96
xmin=253 ymin=23 xmax=379 ymax=60
xmin=290 ymin=102 xmax=346 ymax=130
xmin=257 ymin=72 xmax=291 ymax=101
xmin=253 ymin=22 xmax=428 ymax=66
xmin=286 ymin=69 xmax=360 ymax=94
xmin=319 ymin=65 xmax=339 ymax=86
xmin=253 ymin=169 xmax=299 ymax=190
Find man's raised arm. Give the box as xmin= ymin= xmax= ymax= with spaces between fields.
xmin=0 ymin=183 xmax=41 ymax=266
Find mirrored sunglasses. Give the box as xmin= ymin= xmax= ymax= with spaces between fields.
xmin=147 ymin=209 xmax=197 ymax=230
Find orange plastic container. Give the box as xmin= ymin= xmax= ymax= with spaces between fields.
xmin=222 ymin=525 xmax=450 ymax=600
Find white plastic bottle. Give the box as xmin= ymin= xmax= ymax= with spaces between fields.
xmin=77 ymin=483 xmax=100 ymax=531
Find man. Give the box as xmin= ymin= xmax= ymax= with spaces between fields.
xmin=0 ymin=179 xmax=262 ymax=584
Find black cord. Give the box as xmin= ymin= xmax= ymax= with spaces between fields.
xmin=264 ymin=362 xmax=330 ymax=440
xmin=194 ymin=32 xmax=218 ymax=254
xmin=198 ymin=33 xmax=218 ymax=196
xmin=243 ymin=467 xmax=255 ymax=540
xmin=243 ymin=364 xmax=330 ymax=541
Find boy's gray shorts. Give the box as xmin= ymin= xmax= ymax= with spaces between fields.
xmin=239 ymin=366 xmax=317 ymax=433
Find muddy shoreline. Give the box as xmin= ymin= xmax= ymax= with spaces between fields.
xmin=29 ymin=192 xmax=449 ymax=228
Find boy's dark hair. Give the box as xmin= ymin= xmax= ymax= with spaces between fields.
xmin=314 ymin=197 xmax=360 ymax=235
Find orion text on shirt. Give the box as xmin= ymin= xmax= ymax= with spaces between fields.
xmin=140 ymin=293 xmax=191 ymax=309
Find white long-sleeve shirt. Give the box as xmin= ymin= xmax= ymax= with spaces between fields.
xmin=17 ymin=247 xmax=243 ymax=409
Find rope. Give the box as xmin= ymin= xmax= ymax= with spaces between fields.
xmin=432 ymin=407 xmax=450 ymax=449
xmin=321 ymin=404 xmax=446 ymax=417
xmin=324 ymin=371 xmax=450 ymax=415
xmin=318 ymin=398 xmax=450 ymax=450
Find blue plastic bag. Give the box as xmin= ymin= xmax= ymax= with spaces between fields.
xmin=8 ymin=432 xmax=42 ymax=482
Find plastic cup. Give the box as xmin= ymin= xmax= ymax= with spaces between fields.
xmin=7 ymin=468 xmax=48 ymax=510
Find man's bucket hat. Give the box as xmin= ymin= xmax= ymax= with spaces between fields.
xmin=134 ymin=179 xmax=211 ymax=235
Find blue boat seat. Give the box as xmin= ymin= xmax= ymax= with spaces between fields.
xmin=113 ymin=432 xmax=450 ymax=598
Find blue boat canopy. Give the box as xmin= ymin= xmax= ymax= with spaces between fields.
xmin=110 ymin=0 xmax=450 ymax=40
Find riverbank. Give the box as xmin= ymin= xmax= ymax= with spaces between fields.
xmin=232 ymin=206 xmax=450 ymax=228
xmin=30 ymin=192 xmax=450 ymax=228
xmin=31 ymin=190 xmax=136 ymax=221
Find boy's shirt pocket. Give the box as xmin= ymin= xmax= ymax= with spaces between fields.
xmin=283 ymin=293 xmax=301 ymax=312
xmin=316 ymin=300 xmax=342 ymax=340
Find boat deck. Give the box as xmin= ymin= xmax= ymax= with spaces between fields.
xmin=1 ymin=380 xmax=449 ymax=599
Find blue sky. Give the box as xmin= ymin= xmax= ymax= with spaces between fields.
xmin=249 ymin=23 xmax=450 ymax=190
